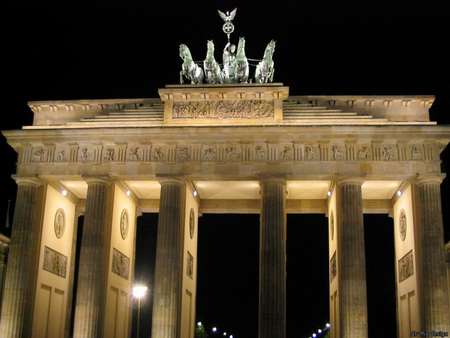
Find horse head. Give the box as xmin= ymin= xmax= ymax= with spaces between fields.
xmin=179 ymin=44 xmax=191 ymax=60
xmin=264 ymin=40 xmax=276 ymax=58
xmin=237 ymin=37 xmax=246 ymax=57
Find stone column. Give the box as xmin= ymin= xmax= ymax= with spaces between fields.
xmin=336 ymin=177 xmax=368 ymax=337
xmin=416 ymin=176 xmax=450 ymax=331
xmin=0 ymin=177 xmax=40 ymax=337
xmin=259 ymin=178 xmax=286 ymax=338
xmin=73 ymin=177 xmax=111 ymax=337
xmin=152 ymin=178 xmax=186 ymax=338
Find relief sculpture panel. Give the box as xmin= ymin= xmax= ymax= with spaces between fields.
xmin=172 ymin=100 xmax=274 ymax=119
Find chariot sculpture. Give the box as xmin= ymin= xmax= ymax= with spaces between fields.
xmin=179 ymin=8 xmax=276 ymax=84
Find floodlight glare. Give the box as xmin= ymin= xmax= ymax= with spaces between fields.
xmin=133 ymin=286 xmax=148 ymax=298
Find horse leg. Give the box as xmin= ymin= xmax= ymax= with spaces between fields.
xmin=180 ymin=70 xmax=185 ymax=84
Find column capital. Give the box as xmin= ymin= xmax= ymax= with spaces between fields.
xmin=12 ymin=175 xmax=41 ymax=187
xmin=259 ymin=177 xmax=286 ymax=187
xmin=156 ymin=175 xmax=186 ymax=187
xmin=82 ymin=175 xmax=112 ymax=186
xmin=335 ymin=176 xmax=364 ymax=186
xmin=415 ymin=174 xmax=445 ymax=186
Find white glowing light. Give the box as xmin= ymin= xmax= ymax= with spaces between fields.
xmin=397 ymin=190 xmax=403 ymax=196
xmin=132 ymin=286 xmax=147 ymax=298
xmin=326 ymin=323 xmax=331 ymax=328
xmin=197 ymin=322 xmax=202 ymax=327
xmin=126 ymin=190 xmax=131 ymax=196
xmin=193 ymin=190 xmax=198 ymax=196
xmin=61 ymin=190 xmax=67 ymax=196
xmin=212 ymin=327 xmax=217 ymax=332
xmin=327 ymin=190 xmax=332 ymax=196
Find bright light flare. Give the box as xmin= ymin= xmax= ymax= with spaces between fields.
xmin=133 ymin=286 xmax=148 ymax=298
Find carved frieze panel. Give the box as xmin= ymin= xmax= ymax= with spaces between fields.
xmin=31 ymin=147 xmax=47 ymax=162
xmin=279 ymin=144 xmax=293 ymax=161
xmin=152 ymin=145 xmax=166 ymax=161
xmin=78 ymin=146 xmax=95 ymax=162
xmin=305 ymin=145 xmax=319 ymax=161
xmin=254 ymin=144 xmax=268 ymax=161
xmin=187 ymin=251 xmax=194 ymax=279
xmin=357 ymin=145 xmax=372 ymax=160
xmin=126 ymin=145 xmax=142 ymax=161
xmin=172 ymin=100 xmax=274 ymax=119
xmin=331 ymin=145 xmax=345 ymax=160
xmin=176 ymin=146 xmax=190 ymax=161
xmin=398 ymin=250 xmax=414 ymax=283
xmin=112 ymin=248 xmax=130 ymax=280
xmin=409 ymin=145 xmax=423 ymax=160
xmin=103 ymin=146 xmax=116 ymax=161
xmin=55 ymin=146 xmax=69 ymax=162
xmin=202 ymin=145 xmax=217 ymax=161
xmin=43 ymin=246 xmax=67 ymax=278
xmin=330 ymin=251 xmax=337 ymax=283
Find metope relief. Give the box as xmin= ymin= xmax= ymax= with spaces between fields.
xmin=202 ymin=146 xmax=217 ymax=161
xmin=112 ymin=248 xmax=130 ymax=280
xmin=305 ymin=145 xmax=319 ymax=160
xmin=254 ymin=144 xmax=268 ymax=160
xmin=31 ymin=147 xmax=47 ymax=162
xmin=172 ymin=100 xmax=274 ymax=119
xmin=54 ymin=208 xmax=66 ymax=239
xmin=103 ymin=147 xmax=115 ymax=161
xmin=127 ymin=146 xmax=141 ymax=161
xmin=78 ymin=147 xmax=94 ymax=162
xmin=357 ymin=145 xmax=371 ymax=160
xmin=279 ymin=145 xmax=293 ymax=160
xmin=177 ymin=146 xmax=190 ymax=161
xmin=152 ymin=146 xmax=166 ymax=161
xmin=409 ymin=145 xmax=423 ymax=160
xmin=331 ymin=145 xmax=345 ymax=160
xmin=43 ymin=246 xmax=67 ymax=278
xmin=398 ymin=250 xmax=414 ymax=283
xmin=225 ymin=146 xmax=241 ymax=161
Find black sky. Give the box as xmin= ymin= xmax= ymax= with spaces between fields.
xmin=2 ymin=0 xmax=450 ymax=337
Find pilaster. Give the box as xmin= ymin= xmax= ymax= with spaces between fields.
xmin=259 ymin=178 xmax=286 ymax=338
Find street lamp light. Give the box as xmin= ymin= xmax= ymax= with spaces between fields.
xmin=133 ymin=286 xmax=148 ymax=338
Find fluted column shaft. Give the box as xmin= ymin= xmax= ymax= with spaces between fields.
xmin=73 ymin=178 xmax=110 ymax=337
xmin=152 ymin=178 xmax=186 ymax=338
xmin=259 ymin=178 xmax=286 ymax=338
xmin=337 ymin=177 xmax=368 ymax=337
xmin=416 ymin=176 xmax=450 ymax=331
xmin=0 ymin=178 xmax=40 ymax=337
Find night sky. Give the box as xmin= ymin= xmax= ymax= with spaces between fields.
xmin=3 ymin=0 xmax=450 ymax=337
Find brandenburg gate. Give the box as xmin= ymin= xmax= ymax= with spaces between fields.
xmin=1 ymin=9 xmax=449 ymax=338
xmin=0 ymin=83 xmax=449 ymax=337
